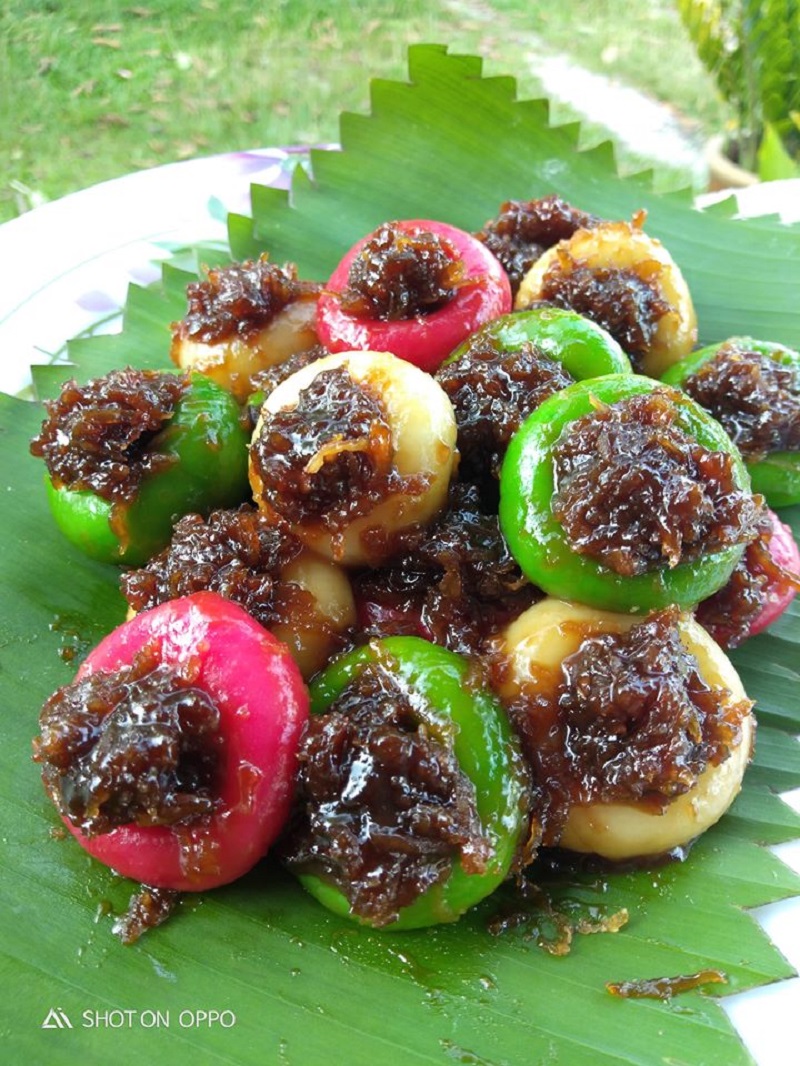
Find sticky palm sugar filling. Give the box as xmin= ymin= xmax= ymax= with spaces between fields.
xmin=281 ymin=657 xmax=491 ymax=926
xmin=551 ymin=390 xmax=762 ymax=576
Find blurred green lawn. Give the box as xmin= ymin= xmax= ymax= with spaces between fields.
xmin=0 ymin=0 xmax=726 ymax=223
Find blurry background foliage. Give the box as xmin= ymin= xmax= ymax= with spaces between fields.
xmin=678 ymin=0 xmax=800 ymax=179
xmin=0 ymin=0 xmax=735 ymax=224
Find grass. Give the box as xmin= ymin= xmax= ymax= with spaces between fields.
xmin=0 ymin=0 xmax=727 ymax=224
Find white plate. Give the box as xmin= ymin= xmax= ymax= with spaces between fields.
xmin=1 ymin=156 xmax=798 ymax=1066
xmin=696 ymin=179 xmax=800 ymax=223
xmin=0 ymin=147 xmax=313 ymax=395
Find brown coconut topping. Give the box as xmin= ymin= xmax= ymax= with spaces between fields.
xmin=537 ymin=258 xmax=671 ymax=371
xmin=551 ymin=390 xmax=763 ymax=576
xmin=499 ymin=607 xmax=752 ymax=845
xmin=695 ymin=510 xmax=800 ymax=648
xmin=33 ymin=643 xmax=224 ymax=837
xmin=176 ymin=256 xmax=320 ymax=345
xmin=475 ymin=195 xmax=601 ymax=296
xmin=681 ymin=341 xmax=800 ymax=461
xmin=281 ymin=654 xmax=492 ymax=927
xmin=121 ymin=505 xmax=306 ymax=624
xmin=355 ymin=482 xmax=540 ymax=658
xmin=30 ymin=368 xmax=188 ymax=503
xmin=436 ymin=335 xmax=575 ymax=487
xmin=112 ymin=884 xmax=180 ymax=945
xmin=338 ymin=221 xmax=464 ymax=320
xmin=557 ymin=607 xmax=747 ymax=802
xmin=251 ymin=365 xmax=421 ymax=532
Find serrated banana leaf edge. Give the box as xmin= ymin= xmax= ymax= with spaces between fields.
xmin=1 ymin=45 xmax=799 ymax=1066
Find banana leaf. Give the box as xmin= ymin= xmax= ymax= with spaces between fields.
xmin=2 ymin=44 xmax=800 ymax=1066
